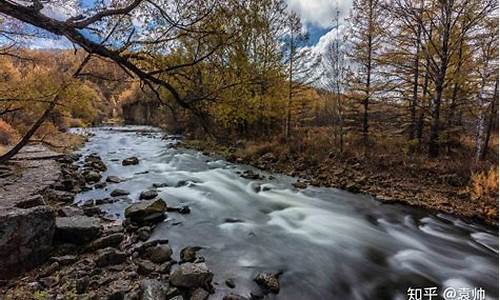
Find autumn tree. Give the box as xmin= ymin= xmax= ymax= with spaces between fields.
xmin=322 ymin=8 xmax=349 ymax=152
xmin=473 ymin=17 xmax=498 ymax=161
xmin=346 ymin=0 xmax=387 ymax=145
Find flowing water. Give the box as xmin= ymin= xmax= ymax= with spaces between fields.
xmin=73 ymin=126 xmax=498 ymax=300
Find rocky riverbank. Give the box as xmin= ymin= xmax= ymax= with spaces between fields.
xmin=0 ymin=144 xmax=279 ymax=300
xmin=181 ymin=139 xmax=499 ymax=226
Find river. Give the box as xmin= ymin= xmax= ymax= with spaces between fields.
xmin=72 ymin=126 xmax=498 ymax=300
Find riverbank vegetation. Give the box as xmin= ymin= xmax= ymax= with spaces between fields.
xmin=0 ymin=0 xmax=498 ymax=222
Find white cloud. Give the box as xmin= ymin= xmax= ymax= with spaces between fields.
xmin=41 ymin=0 xmax=81 ymax=21
xmin=286 ymin=0 xmax=351 ymax=28
xmin=27 ymin=37 xmax=73 ymax=49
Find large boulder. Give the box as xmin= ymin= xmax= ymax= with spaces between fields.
xmin=170 ymin=263 xmax=213 ymax=289
xmin=55 ymin=216 xmax=102 ymax=244
xmin=0 ymin=206 xmax=55 ymax=280
xmin=141 ymin=279 xmax=168 ymax=300
xmin=124 ymin=199 xmax=167 ymax=224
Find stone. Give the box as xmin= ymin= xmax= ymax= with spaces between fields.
xmin=137 ymin=226 xmax=151 ymax=241
xmin=157 ymin=261 xmax=174 ymax=274
xmin=170 ymin=263 xmax=213 ymax=289
xmin=39 ymin=276 xmax=58 ymax=288
xmin=190 ymin=288 xmax=209 ymax=300
xmin=240 ymin=170 xmax=263 ymax=180
xmin=94 ymin=182 xmax=107 ymax=189
xmin=135 ymin=259 xmax=156 ymax=275
xmin=124 ymin=290 xmax=141 ymax=300
xmin=144 ymin=244 xmax=173 ymax=263
xmin=141 ymin=279 xmax=167 ymax=300
xmin=106 ymin=176 xmax=123 ymax=183
xmin=50 ymin=255 xmax=78 ymax=266
xmin=27 ymin=281 xmax=42 ymax=291
xmin=151 ymin=183 xmax=169 ymax=188
xmin=254 ymin=272 xmax=280 ymax=294
xmin=122 ymin=157 xmax=139 ymax=166
xmin=76 ymin=276 xmax=90 ymax=294
xmin=95 ymin=247 xmax=128 ymax=267
xmin=95 ymin=197 xmax=121 ymax=205
xmin=178 ymin=206 xmax=191 ymax=214
xmin=180 ymin=246 xmax=202 ymax=263
xmin=260 ymin=152 xmax=276 ymax=163
xmin=55 ymin=216 xmax=102 ymax=245
xmin=44 ymin=189 xmax=75 ymax=203
xmin=40 ymin=262 xmax=59 ymax=277
xmin=292 ymin=181 xmax=307 ymax=189
xmin=124 ymin=199 xmax=167 ymax=224
xmin=223 ymin=294 xmax=248 ymax=300
xmin=111 ymin=189 xmax=130 ymax=197
xmin=107 ymin=279 xmax=131 ymax=300
xmin=0 ymin=206 xmax=55 ymax=280
xmin=139 ymin=190 xmax=158 ymax=200
xmin=345 ymin=183 xmax=361 ymax=194
xmin=54 ymin=178 xmax=80 ymax=192
xmin=58 ymin=206 xmax=84 ymax=217
xmin=83 ymin=170 xmax=102 ymax=183
xmin=84 ymin=206 xmax=102 ymax=217
xmin=15 ymin=195 xmax=46 ymax=209
xmin=88 ymin=233 xmax=125 ymax=251
xmin=225 ymin=279 xmax=236 ymax=289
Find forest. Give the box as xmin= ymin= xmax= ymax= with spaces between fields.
xmin=0 ymin=0 xmax=498 ymax=298
xmin=0 ymin=0 xmax=498 ymax=220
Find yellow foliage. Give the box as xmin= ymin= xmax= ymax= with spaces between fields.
xmin=470 ymin=167 xmax=499 ymax=200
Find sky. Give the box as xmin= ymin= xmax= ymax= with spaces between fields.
xmin=13 ymin=0 xmax=352 ymax=53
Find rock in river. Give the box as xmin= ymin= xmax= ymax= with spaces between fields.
xmin=55 ymin=216 xmax=102 ymax=244
xmin=124 ymin=198 xmax=167 ymax=224
xmin=139 ymin=190 xmax=158 ymax=200
xmin=106 ymin=176 xmax=123 ymax=183
xmin=110 ymin=189 xmax=130 ymax=197
xmin=82 ymin=170 xmax=102 ymax=183
xmin=122 ymin=156 xmax=139 ymax=166
xmin=144 ymin=244 xmax=173 ymax=263
xmin=254 ymin=272 xmax=280 ymax=294
xmin=180 ymin=246 xmax=202 ymax=263
xmin=170 ymin=262 xmax=213 ymax=289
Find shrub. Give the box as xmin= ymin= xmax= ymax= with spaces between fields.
xmin=470 ymin=167 xmax=499 ymax=200
xmin=0 ymin=119 xmax=18 ymax=145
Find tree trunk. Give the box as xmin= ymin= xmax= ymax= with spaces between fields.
xmin=285 ymin=31 xmax=294 ymax=141
xmin=475 ymin=77 xmax=497 ymax=161
xmin=363 ymin=0 xmax=373 ymax=144
xmin=428 ymin=3 xmax=451 ymax=157
xmin=409 ymin=2 xmax=423 ymax=140
xmin=480 ymin=80 xmax=498 ymax=160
